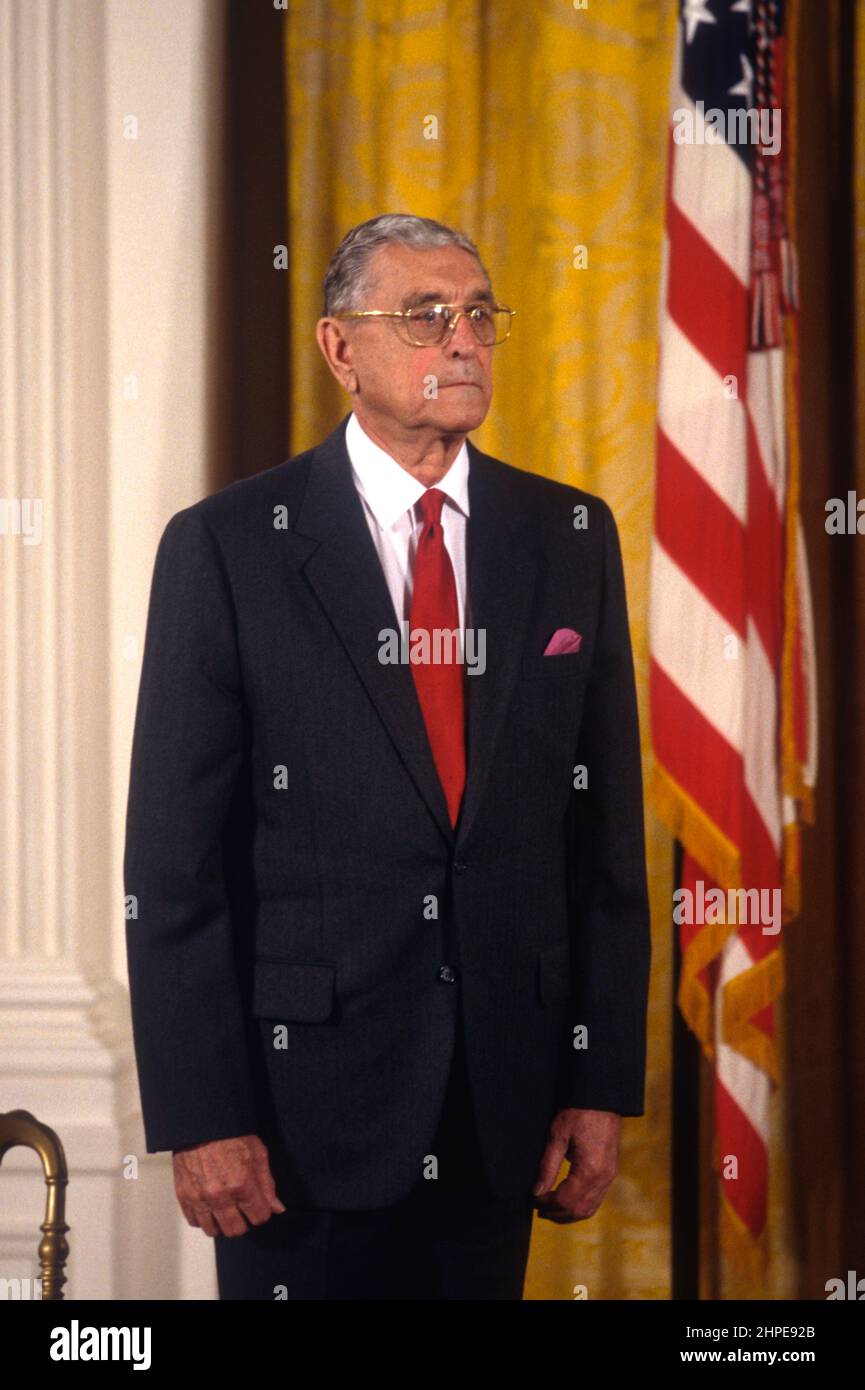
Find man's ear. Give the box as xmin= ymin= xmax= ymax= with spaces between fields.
xmin=316 ymin=317 xmax=357 ymax=393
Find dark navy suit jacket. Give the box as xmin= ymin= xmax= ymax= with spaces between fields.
xmin=123 ymin=413 xmax=651 ymax=1209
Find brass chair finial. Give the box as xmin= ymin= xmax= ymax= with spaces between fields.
xmin=0 ymin=1109 xmax=70 ymax=1300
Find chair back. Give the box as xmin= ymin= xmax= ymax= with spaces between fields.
xmin=0 ymin=1108 xmax=70 ymax=1300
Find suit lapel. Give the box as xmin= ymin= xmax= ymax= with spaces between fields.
xmin=456 ymin=441 xmax=537 ymax=848
xmin=292 ymin=415 xmax=539 ymax=852
xmin=294 ymin=416 xmax=454 ymax=847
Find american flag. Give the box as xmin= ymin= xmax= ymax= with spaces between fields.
xmin=650 ymin=0 xmax=817 ymax=1278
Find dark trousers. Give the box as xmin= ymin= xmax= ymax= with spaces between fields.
xmin=214 ymin=1007 xmax=535 ymax=1300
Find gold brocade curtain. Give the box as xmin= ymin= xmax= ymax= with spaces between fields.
xmin=281 ymin=0 xmax=861 ymax=1300
xmin=285 ymin=0 xmax=678 ymax=1300
xmin=285 ymin=0 xmax=678 ymax=1301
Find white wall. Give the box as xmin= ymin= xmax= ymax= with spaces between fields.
xmin=0 ymin=0 xmax=228 ymax=1300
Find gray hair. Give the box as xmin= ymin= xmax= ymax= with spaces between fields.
xmin=321 ymin=213 xmax=492 ymax=317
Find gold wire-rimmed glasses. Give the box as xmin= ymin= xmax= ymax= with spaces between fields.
xmin=333 ymin=301 xmax=516 ymax=347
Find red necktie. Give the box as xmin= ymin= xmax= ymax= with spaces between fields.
xmin=409 ymin=488 xmax=466 ymax=828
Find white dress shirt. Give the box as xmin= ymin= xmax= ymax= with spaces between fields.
xmin=345 ymin=410 xmax=470 ymax=632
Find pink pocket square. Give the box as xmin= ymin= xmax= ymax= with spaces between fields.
xmin=544 ymin=627 xmax=582 ymax=655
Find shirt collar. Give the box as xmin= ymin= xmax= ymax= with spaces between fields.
xmin=346 ymin=411 xmax=470 ymax=531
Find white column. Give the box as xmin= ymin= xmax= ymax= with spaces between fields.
xmin=0 ymin=0 xmax=227 ymax=1301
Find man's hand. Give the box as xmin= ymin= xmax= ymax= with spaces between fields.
xmin=532 ymin=1108 xmax=621 ymax=1223
xmin=172 ymin=1134 xmax=287 ymax=1238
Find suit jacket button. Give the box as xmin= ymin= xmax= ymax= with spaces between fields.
xmin=438 ymin=965 xmax=457 ymax=983
xmin=454 ymin=859 xmax=467 ymax=874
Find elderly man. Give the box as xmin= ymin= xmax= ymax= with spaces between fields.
xmin=124 ymin=212 xmax=651 ymax=1301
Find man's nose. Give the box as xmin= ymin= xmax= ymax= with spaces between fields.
xmin=446 ymin=313 xmax=479 ymax=354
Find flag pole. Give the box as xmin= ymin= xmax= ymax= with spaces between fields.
xmin=671 ymin=838 xmax=700 ymax=1298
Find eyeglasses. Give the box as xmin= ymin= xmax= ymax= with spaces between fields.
xmin=333 ymin=301 xmax=516 ymax=347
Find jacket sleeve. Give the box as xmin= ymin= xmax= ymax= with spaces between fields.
xmin=558 ymin=500 xmax=652 ymax=1116
xmin=123 ymin=507 xmax=260 ymax=1152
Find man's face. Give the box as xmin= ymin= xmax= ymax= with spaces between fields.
xmin=320 ymin=242 xmax=496 ymax=437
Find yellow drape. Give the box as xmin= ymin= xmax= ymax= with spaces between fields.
xmin=284 ymin=0 xmax=693 ymax=1299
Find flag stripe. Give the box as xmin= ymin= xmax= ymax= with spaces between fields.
xmin=650 ymin=657 xmax=743 ymax=849
xmin=655 ymin=427 xmax=746 ymax=631
xmin=657 ymin=312 xmax=748 ymax=522
xmin=666 ymin=197 xmax=749 ymax=386
xmin=651 ymin=542 xmax=744 ymax=750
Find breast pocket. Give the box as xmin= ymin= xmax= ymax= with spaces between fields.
xmin=519 ymin=650 xmax=586 ymax=681
xmin=251 ymin=959 xmax=337 ymax=1023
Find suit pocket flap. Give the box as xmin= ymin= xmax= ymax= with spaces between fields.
xmin=536 ymin=942 xmax=571 ymax=1006
xmin=252 ymin=959 xmax=336 ymax=1022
